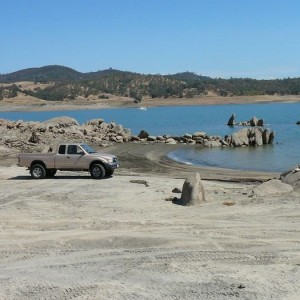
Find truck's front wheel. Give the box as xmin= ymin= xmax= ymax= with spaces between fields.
xmin=90 ymin=164 xmax=106 ymax=179
xmin=30 ymin=164 xmax=46 ymax=179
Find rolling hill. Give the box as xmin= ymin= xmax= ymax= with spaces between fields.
xmin=1 ymin=65 xmax=300 ymax=101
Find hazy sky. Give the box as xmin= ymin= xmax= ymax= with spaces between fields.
xmin=1 ymin=0 xmax=300 ymax=78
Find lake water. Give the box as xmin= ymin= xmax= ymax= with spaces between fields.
xmin=1 ymin=102 xmax=299 ymax=172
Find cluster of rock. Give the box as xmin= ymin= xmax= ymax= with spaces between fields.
xmin=134 ymin=127 xmax=275 ymax=148
xmin=0 ymin=115 xmax=276 ymax=155
xmin=0 ymin=117 xmax=131 ymax=154
xmin=227 ymin=114 xmax=264 ymax=127
xmin=224 ymin=127 xmax=275 ymax=147
xmin=83 ymin=118 xmax=131 ymax=146
xmin=132 ymin=130 xmax=223 ymax=146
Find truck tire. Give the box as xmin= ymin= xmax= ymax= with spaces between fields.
xmin=30 ymin=164 xmax=46 ymax=179
xmin=46 ymin=169 xmax=57 ymax=177
xmin=90 ymin=164 xmax=106 ymax=179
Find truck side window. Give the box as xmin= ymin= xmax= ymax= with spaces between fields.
xmin=58 ymin=145 xmax=66 ymax=154
xmin=67 ymin=145 xmax=77 ymax=155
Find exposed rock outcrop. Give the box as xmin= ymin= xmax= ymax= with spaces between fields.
xmin=280 ymin=165 xmax=300 ymax=192
xmin=0 ymin=117 xmax=131 ymax=154
xmin=0 ymin=114 xmax=276 ymax=157
xmin=227 ymin=114 xmax=264 ymax=127
xmin=174 ymin=173 xmax=206 ymax=206
xmin=225 ymin=127 xmax=275 ymax=147
xmin=251 ymin=179 xmax=293 ymax=197
xmin=138 ymin=130 xmax=149 ymax=139
xmin=227 ymin=113 xmax=236 ymax=126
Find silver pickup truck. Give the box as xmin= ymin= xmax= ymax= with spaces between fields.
xmin=18 ymin=143 xmax=119 ymax=179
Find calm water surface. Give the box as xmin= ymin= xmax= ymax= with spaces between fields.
xmin=1 ymin=102 xmax=299 ymax=172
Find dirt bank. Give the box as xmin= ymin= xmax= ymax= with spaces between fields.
xmin=1 ymin=94 xmax=300 ymax=112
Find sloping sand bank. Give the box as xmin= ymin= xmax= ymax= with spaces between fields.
xmin=0 ymin=143 xmax=299 ymax=299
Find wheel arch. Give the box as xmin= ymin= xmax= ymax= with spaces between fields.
xmin=30 ymin=160 xmax=47 ymax=169
xmin=89 ymin=160 xmax=107 ymax=171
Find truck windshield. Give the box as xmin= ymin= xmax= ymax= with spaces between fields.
xmin=80 ymin=144 xmax=96 ymax=154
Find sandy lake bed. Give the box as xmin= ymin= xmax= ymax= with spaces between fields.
xmin=0 ymin=142 xmax=299 ymax=299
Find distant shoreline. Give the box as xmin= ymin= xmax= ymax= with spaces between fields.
xmin=1 ymin=94 xmax=300 ymax=112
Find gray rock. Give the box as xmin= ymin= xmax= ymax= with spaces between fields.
xmin=227 ymin=113 xmax=236 ymax=126
xmin=257 ymin=119 xmax=264 ymax=126
xmin=262 ymin=129 xmax=271 ymax=144
xmin=204 ymin=140 xmax=221 ymax=147
xmin=111 ymin=124 xmax=124 ymax=134
xmin=269 ymin=131 xmax=275 ymax=144
xmin=231 ymin=128 xmax=249 ymax=146
xmin=44 ymin=116 xmax=79 ymax=128
xmin=254 ymin=127 xmax=263 ymax=146
xmin=179 ymin=173 xmax=206 ymax=206
xmin=172 ymin=187 xmax=182 ymax=193
xmin=280 ymin=165 xmax=300 ymax=191
xmin=184 ymin=133 xmax=193 ymax=139
xmin=147 ymin=136 xmax=157 ymax=141
xmin=28 ymin=132 xmax=40 ymax=143
xmin=165 ymin=138 xmax=177 ymax=145
xmin=85 ymin=118 xmax=104 ymax=126
xmin=130 ymin=135 xmax=140 ymax=141
xmin=250 ymin=116 xmax=259 ymax=127
xmin=193 ymin=132 xmax=207 ymax=138
xmin=220 ymin=139 xmax=229 ymax=146
xmin=251 ymin=179 xmax=293 ymax=197
xmin=138 ymin=130 xmax=149 ymax=139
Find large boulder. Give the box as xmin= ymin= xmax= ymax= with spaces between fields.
xmin=257 ymin=119 xmax=264 ymax=126
xmin=227 ymin=113 xmax=236 ymax=126
xmin=179 ymin=173 xmax=206 ymax=206
xmin=249 ymin=117 xmax=264 ymax=127
xmin=193 ymin=132 xmax=207 ymax=138
xmin=251 ymin=179 xmax=293 ymax=197
xmin=226 ymin=127 xmax=275 ymax=147
xmin=165 ymin=138 xmax=177 ymax=145
xmin=253 ymin=127 xmax=263 ymax=146
xmin=44 ymin=116 xmax=79 ymax=128
xmin=229 ymin=128 xmax=249 ymax=146
xmin=280 ymin=165 xmax=300 ymax=191
xmin=138 ymin=130 xmax=149 ymax=139
xmin=262 ymin=129 xmax=271 ymax=144
xmin=204 ymin=140 xmax=221 ymax=147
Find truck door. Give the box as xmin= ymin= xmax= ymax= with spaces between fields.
xmin=55 ymin=145 xmax=86 ymax=170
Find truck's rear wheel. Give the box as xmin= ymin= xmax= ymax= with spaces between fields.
xmin=90 ymin=164 xmax=106 ymax=179
xmin=30 ymin=164 xmax=46 ymax=179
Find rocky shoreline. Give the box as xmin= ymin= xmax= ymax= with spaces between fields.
xmin=0 ymin=115 xmax=276 ymax=157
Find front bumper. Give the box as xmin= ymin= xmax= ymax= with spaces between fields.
xmin=106 ymin=161 xmax=120 ymax=171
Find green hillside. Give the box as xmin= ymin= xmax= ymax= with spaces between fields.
xmin=1 ymin=65 xmax=300 ymax=101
